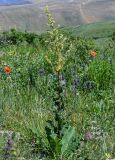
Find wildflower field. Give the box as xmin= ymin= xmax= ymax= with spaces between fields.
xmin=0 ymin=10 xmax=115 ymax=160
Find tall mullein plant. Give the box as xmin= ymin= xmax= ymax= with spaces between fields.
xmin=44 ymin=6 xmax=70 ymax=157
xmin=45 ymin=6 xmax=65 ymax=73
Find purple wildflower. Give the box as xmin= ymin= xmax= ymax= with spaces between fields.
xmin=74 ymin=80 xmax=78 ymax=87
xmin=4 ymin=154 xmax=11 ymax=159
xmin=84 ymin=131 xmax=92 ymax=141
xmin=7 ymin=139 xmax=13 ymax=146
xmin=87 ymin=81 xmax=92 ymax=90
xmin=4 ymin=139 xmax=14 ymax=159
xmin=4 ymin=146 xmax=12 ymax=151
xmin=82 ymin=63 xmax=85 ymax=71
xmin=74 ymin=78 xmax=80 ymax=88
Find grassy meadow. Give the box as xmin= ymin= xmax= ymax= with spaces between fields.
xmin=0 ymin=11 xmax=115 ymax=160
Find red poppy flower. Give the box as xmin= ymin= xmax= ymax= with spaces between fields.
xmin=90 ymin=51 xmax=97 ymax=57
xmin=3 ymin=67 xmax=12 ymax=73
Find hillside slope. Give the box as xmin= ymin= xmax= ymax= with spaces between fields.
xmin=63 ymin=21 xmax=115 ymax=39
xmin=0 ymin=0 xmax=115 ymax=32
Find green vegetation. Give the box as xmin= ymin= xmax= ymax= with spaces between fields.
xmin=0 ymin=10 xmax=115 ymax=160
xmin=62 ymin=21 xmax=115 ymax=47
xmin=63 ymin=21 xmax=115 ymax=39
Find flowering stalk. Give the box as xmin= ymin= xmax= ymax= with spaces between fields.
xmin=4 ymin=139 xmax=13 ymax=159
xmin=44 ymin=6 xmax=66 ymax=74
xmin=44 ymin=7 xmax=69 ymax=157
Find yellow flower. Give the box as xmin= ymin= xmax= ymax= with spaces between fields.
xmin=55 ymin=64 xmax=63 ymax=72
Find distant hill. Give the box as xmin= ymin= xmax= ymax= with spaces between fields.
xmin=63 ymin=21 xmax=115 ymax=39
xmin=0 ymin=0 xmax=115 ymax=32
xmin=62 ymin=21 xmax=115 ymax=47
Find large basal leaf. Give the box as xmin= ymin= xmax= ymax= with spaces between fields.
xmin=61 ymin=126 xmax=75 ymax=156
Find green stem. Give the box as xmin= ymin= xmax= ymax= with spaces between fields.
xmin=54 ymin=71 xmax=64 ymax=138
